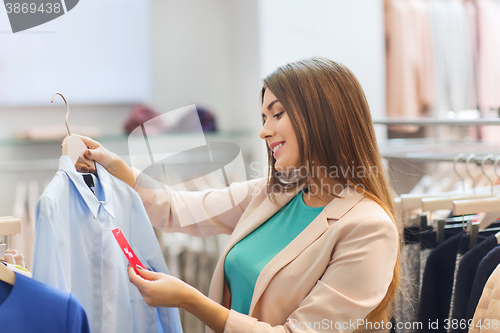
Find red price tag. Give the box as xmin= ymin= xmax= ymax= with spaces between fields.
xmin=112 ymin=228 xmax=147 ymax=275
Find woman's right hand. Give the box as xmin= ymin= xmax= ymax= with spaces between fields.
xmin=75 ymin=135 xmax=116 ymax=173
xmin=75 ymin=135 xmax=137 ymax=188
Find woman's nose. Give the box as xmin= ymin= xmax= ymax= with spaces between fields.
xmin=259 ymin=122 xmax=275 ymax=140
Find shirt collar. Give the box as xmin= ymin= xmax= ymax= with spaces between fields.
xmin=59 ymin=155 xmax=115 ymax=219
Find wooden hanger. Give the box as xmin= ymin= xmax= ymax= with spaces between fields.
xmin=51 ymin=92 xmax=95 ymax=169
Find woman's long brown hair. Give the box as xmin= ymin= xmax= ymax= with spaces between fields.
xmin=261 ymin=57 xmax=402 ymax=323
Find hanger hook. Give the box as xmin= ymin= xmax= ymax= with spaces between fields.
xmin=51 ymin=92 xmax=71 ymax=136
xmin=481 ymin=154 xmax=495 ymax=195
xmin=453 ymin=153 xmax=466 ymax=192
xmin=494 ymin=155 xmax=500 ymax=184
xmin=466 ymin=154 xmax=476 ymax=193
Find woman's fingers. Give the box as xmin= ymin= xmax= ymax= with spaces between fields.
xmin=84 ymin=146 xmax=108 ymax=166
xmin=69 ymin=134 xmax=115 ymax=169
xmin=75 ymin=134 xmax=101 ymax=150
xmin=127 ymin=265 xmax=189 ymax=308
xmin=128 ymin=265 xmax=159 ymax=282
xmin=75 ymin=161 xmax=95 ymax=173
xmin=135 ymin=265 xmax=160 ymax=281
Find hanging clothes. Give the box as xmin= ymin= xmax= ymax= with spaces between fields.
xmin=476 ymin=0 xmax=500 ymax=113
xmin=32 ymin=155 xmax=182 ymax=333
xmin=394 ymin=226 xmax=459 ymax=333
xmin=385 ymin=0 xmax=435 ymax=132
xmin=469 ymin=263 xmax=500 ymax=333
xmin=418 ymin=231 xmax=465 ymax=333
xmin=394 ymin=242 xmax=421 ymax=333
xmin=450 ymin=235 xmax=498 ymax=333
xmin=467 ymin=246 xmax=500 ymax=323
xmin=0 ymin=272 xmax=89 ymax=332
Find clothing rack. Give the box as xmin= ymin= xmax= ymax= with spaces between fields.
xmin=373 ymin=118 xmax=500 ymax=126
xmin=381 ymin=151 xmax=500 ymax=165
xmin=376 ymin=116 xmax=500 ymax=163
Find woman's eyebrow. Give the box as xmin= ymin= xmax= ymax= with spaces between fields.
xmin=267 ymin=99 xmax=279 ymax=111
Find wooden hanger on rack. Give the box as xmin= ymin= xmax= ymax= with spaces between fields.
xmin=420 ymin=154 xmax=499 ymax=212
xmin=452 ymin=155 xmax=500 ymax=230
xmin=52 ymin=92 xmax=95 ymax=170
xmin=399 ymin=154 xmax=482 ymax=211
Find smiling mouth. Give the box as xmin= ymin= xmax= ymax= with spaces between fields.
xmin=273 ymin=142 xmax=285 ymax=156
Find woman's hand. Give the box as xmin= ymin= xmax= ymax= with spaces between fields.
xmin=127 ymin=265 xmax=192 ymax=308
xmin=72 ymin=135 xmax=136 ymax=188
xmin=128 ymin=265 xmax=230 ymax=333
xmin=75 ymin=135 xmax=116 ymax=173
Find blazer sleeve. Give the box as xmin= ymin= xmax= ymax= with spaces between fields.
xmin=223 ymin=216 xmax=399 ymax=333
xmin=132 ymin=167 xmax=266 ymax=237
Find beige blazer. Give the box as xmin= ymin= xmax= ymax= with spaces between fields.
xmin=134 ymin=175 xmax=398 ymax=333
xmin=469 ymin=263 xmax=500 ymax=333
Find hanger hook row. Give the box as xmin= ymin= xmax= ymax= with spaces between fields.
xmin=51 ymin=92 xmax=71 ymax=136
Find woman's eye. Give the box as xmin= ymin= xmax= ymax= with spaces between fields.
xmin=274 ymin=111 xmax=285 ymax=119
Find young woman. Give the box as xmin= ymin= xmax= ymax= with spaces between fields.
xmin=77 ymin=57 xmax=402 ymax=333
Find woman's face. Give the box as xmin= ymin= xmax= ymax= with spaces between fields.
xmin=260 ymin=89 xmax=301 ymax=171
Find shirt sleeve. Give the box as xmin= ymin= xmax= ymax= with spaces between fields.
xmin=32 ymin=195 xmax=71 ymax=292
xmin=223 ymin=217 xmax=399 ymax=333
xmin=132 ymin=166 xmax=266 ymax=237
xmin=66 ymin=293 xmax=91 ymax=333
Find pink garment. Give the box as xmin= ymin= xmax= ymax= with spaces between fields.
xmin=476 ymin=0 xmax=500 ymax=143
xmin=477 ymin=0 xmax=500 ymax=112
xmin=410 ymin=0 xmax=436 ymax=114
xmin=385 ymin=0 xmax=435 ymax=119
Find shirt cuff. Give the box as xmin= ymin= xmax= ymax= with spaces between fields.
xmin=224 ymin=310 xmax=257 ymax=333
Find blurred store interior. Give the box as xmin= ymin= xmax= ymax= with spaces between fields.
xmin=3 ymin=1 xmax=500 ymax=331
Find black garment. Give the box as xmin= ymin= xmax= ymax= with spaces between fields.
xmin=417 ymin=231 xmax=498 ymax=333
xmin=417 ymin=231 xmax=466 ymax=333
xmin=450 ymin=235 xmax=498 ymax=333
xmin=466 ymin=245 xmax=500 ymax=322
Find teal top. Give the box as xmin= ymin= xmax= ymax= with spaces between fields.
xmin=224 ymin=191 xmax=324 ymax=315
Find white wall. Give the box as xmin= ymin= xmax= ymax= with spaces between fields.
xmin=0 ymin=0 xmax=151 ymax=106
xmin=150 ymin=0 xmax=234 ymax=130
xmin=257 ymin=0 xmax=386 ymax=141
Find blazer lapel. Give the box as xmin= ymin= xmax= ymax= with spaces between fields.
xmin=222 ymin=186 xmax=301 ymax=257
xmin=208 ymin=186 xmax=302 ymax=304
xmin=248 ymin=185 xmax=365 ymax=315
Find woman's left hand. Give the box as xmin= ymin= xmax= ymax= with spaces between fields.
xmin=127 ymin=265 xmax=192 ymax=308
xmin=129 ymin=265 xmax=230 ymax=333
